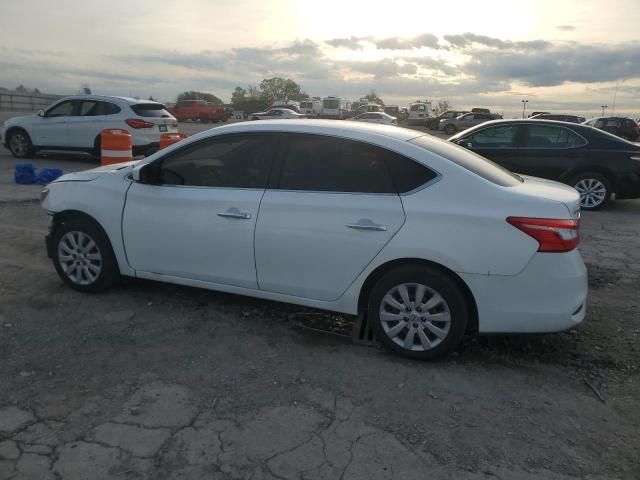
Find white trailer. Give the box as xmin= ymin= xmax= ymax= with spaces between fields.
xmin=407 ymin=101 xmax=432 ymax=125
xmin=321 ymin=96 xmax=351 ymax=119
xmin=299 ymin=99 xmax=322 ymax=117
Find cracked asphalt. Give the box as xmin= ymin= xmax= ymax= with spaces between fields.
xmin=0 ymin=119 xmax=639 ymax=479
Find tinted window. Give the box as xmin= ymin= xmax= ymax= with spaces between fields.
xmin=96 ymin=101 xmax=121 ymax=115
xmin=279 ymin=134 xmax=395 ymax=193
xmin=79 ymin=100 xmax=98 ymax=116
xmin=468 ymin=125 xmax=518 ymax=148
xmin=386 ymin=152 xmax=437 ymax=193
xmin=410 ymin=136 xmax=522 ymax=187
xmin=131 ymin=103 xmax=172 ymax=117
xmin=46 ymin=100 xmax=75 ymax=117
xmin=524 ymin=125 xmax=586 ymax=148
xmin=157 ymin=134 xmax=277 ymax=188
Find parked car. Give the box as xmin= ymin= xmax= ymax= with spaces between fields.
xmin=351 ymin=112 xmax=397 ymax=125
xmin=250 ymin=108 xmax=306 ymax=120
xmin=2 ymin=95 xmax=178 ymax=158
xmin=530 ymin=113 xmax=586 ymax=123
xmin=528 ymin=111 xmax=550 ymax=118
xmin=42 ymin=120 xmax=586 ymax=360
xmin=448 ymin=119 xmax=640 ymax=210
xmin=439 ymin=112 xmax=502 ymax=135
xmin=407 ymin=102 xmax=432 ymax=126
xmin=166 ymin=100 xmax=226 ymax=124
xmin=384 ymin=105 xmax=401 ymax=117
xmin=425 ymin=110 xmax=469 ymax=130
xmin=582 ymin=117 xmax=640 ymax=142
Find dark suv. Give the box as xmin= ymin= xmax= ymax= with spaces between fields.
xmin=425 ymin=110 xmax=468 ymax=130
xmin=583 ymin=117 xmax=640 ymax=141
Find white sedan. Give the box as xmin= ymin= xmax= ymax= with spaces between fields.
xmin=351 ymin=112 xmax=398 ymax=125
xmin=250 ymin=108 xmax=306 ymax=120
xmin=41 ymin=120 xmax=587 ymax=360
xmin=2 ymin=95 xmax=178 ymax=158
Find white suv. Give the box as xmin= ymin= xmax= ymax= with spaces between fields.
xmin=41 ymin=120 xmax=587 ymax=360
xmin=2 ymin=95 xmax=178 ymax=158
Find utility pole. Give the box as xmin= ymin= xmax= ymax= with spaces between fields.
xmin=601 ymin=105 xmax=608 ymax=116
xmin=521 ymin=99 xmax=528 ymax=118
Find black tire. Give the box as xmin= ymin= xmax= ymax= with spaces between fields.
xmin=7 ymin=129 xmax=35 ymax=158
xmin=569 ymin=172 xmax=612 ymax=211
xmin=199 ymin=116 xmax=210 ymax=124
xmin=51 ymin=216 xmax=120 ymax=293
xmin=368 ymin=265 xmax=468 ymax=360
xmin=444 ymin=125 xmax=456 ymax=135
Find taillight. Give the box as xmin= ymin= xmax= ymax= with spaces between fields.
xmin=125 ymin=118 xmax=154 ymax=129
xmin=507 ymin=217 xmax=580 ymax=252
xmin=171 ymin=122 xmax=178 ymax=128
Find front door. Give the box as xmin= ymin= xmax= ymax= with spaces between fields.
xmin=255 ymin=133 xmax=405 ymax=301
xmin=459 ymin=123 xmax=523 ymax=171
xmin=65 ymin=99 xmax=106 ymax=148
xmin=122 ymin=133 xmax=278 ymax=288
xmin=31 ymin=99 xmax=75 ymax=147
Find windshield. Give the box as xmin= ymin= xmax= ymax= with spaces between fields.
xmin=131 ymin=103 xmax=172 ymax=118
xmin=410 ymin=104 xmax=426 ymax=111
xmin=409 ymin=135 xmax=523 ymax=186
xmin=323 ymin=99 xmax=340 ymax=109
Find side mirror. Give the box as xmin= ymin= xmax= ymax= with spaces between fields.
xmin=132 ymin=163 xmax=157 ymax=184
xmin=456 ymin=139 xmax=473 ymax=149
xmin=37 ymin=109 xmax=45 ymax=117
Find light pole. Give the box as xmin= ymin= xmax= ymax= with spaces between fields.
xmin=521 ymin=99 xmax=528 ymax=118
xmin=600 ymin=105 xmax=608 ymax=116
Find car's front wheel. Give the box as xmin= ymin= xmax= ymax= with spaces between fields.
xmin=7 ymin=129 xmax=34 ymax=158
xmin=368 ymin=265 xmax=468 ymax=360
xmin=570 ymin=172 xmax=611 ymax=210
xmin=52 ymin=216 xmax=120 ymax=292
xmin=444 ymin=125 xmax=456 ymax=135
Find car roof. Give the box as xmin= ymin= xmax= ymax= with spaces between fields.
xmin=57 ymin=94 xmax=162 ymax=105
xmin=196 ymin=119 xmax=422 ymax=141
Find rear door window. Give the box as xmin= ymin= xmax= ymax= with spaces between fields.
xmin=523 ymin=125 xmax=586 ymax=148
xmin=131 ymin=103 xmax=172 ymax=118
xmin=278 ymin=134 xmax=395 ymax=193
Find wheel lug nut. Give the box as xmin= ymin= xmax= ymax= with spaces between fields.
xmin=403 ymin=317 xmax=409 ymax=321
xmin=406 ymin=307 xmax=411 ymax=312
xmin=416 ymin=307 xmax=422 ymax=312
xmin=421 ymin=317 xmax=426 ymax=321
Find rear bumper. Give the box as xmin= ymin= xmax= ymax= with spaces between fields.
xmin=615 ymin=171 xmax=640 ymax=199
xmin=460 ymin=250 xmax=588 ymax=333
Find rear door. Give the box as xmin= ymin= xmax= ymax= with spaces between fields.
xmin=510 ymin=124 xmax=588 ymax=179
xmin=65 ymin=100 xmax=108 ymax=148
xmin=255 ymin=134 xmax=405 ymax=301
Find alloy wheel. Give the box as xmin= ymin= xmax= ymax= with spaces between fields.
xmin=378 ymin=283 xmax=451 ymax=352
xmin=57 ymin=231 xmax=103 ymax=285
xmin=9 ymin=133 xmax=28 ymax=157
xmin=574 ymin=178 xmax=607 ymax=209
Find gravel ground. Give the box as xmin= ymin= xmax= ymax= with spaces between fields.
xmin=0 ymin=120 xmax=638 ymax=479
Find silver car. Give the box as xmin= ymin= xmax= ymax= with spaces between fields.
xmin=439 ymin=112 xmax=502 ymax=135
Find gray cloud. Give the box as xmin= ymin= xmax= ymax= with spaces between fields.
xmin=462 ymin=42 xmax=640 ymax=86
xmin=557 ymin=25 xmax=576 ymax=31
xmin=374 ymin=33 xmax=440 ymax=50
xmin=325 ymin=36 xmax=366 ymax=50
xmin=444 ymin=33 xmax=551 ymax=50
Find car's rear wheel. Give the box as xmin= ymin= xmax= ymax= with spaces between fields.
xmin=199 ymin=116 xmax=210 ymax=123
xmin=444 ymin=125 xmax=456 ymax=135
xmin=368 ymin=266 xmax=468 ymax=360
xmin=52 ymin=216 xmax=119 ymax=292
xmin=8 ymin=130 xmax=34 ymax=158
xmin=570 ymin=172 xmax=611 ymax=210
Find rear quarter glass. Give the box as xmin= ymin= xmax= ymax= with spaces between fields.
xmin=409 ymin=136 xmax=522 ymax=187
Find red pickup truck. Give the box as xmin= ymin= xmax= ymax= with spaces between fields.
xmin=167 ymin=100 xmax=227 ymax=123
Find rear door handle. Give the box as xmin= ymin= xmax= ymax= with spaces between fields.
xmin=218 ymin=208 xmax=251 ymax=220
xmin=347 ymin=219 xmax=387 ymax=232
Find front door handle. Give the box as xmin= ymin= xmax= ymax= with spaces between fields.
xmin=346 ymin=219 xmax=387 ymax=232
xmin=218 ymin=208 xmax=251 ymax=220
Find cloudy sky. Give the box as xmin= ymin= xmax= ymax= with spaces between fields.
xmin=1 ymin=0 xmax=639 ymax=116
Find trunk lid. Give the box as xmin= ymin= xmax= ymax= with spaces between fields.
xmin=514 ymin=175 xmax=581 ymax=219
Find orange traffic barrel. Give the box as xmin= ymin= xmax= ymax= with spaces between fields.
xmin=160 ymin=132 xmax=188 ymax=150
xmin=101 ymin=129 xmax=132 ymax=166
